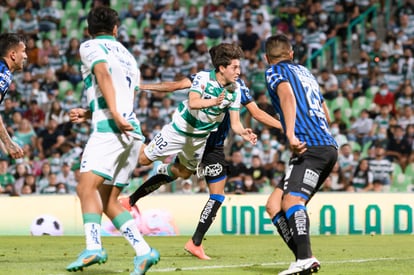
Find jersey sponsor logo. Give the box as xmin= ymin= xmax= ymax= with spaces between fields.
xmin=203 ymin=163 xmax=223 ymax=177
xmin=303 ymin=168 xmax=319 ymax=188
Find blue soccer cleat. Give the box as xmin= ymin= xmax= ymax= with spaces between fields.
xmin=66 ymin=248 xmax=108 ymax=272
xmin=131 ymin=248 xmax=160 ymax=275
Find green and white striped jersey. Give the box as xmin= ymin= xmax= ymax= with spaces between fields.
xmin=171 ymin=70 xmax=241 ymax=138
xmin=80 ymin=35 xmax=143 ymax=138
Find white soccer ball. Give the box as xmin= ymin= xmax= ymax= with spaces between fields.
xmin=30 ymin=214 xmax=64 ymax=236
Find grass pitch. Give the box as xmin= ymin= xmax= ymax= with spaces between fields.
xmin=0 ymin=235 xmax=412 ymax=275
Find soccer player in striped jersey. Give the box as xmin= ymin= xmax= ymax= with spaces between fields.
xmin=122 ymin=73 xmax=282 ymax=259
xmin=0 ymin=33 xmax=26 ymax=159
xmin=134 ymin=43 xmax=257 ymax=202
xmin=66 ymin=7 xmax=159 ymax=274
xmin=263 ymin=34 xmax=338 ymax=275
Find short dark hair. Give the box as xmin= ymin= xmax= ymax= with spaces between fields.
xmin=0 ymin=33 xmax=26 ymax=58
xmin=265 ymin=34 xmax=292 ymax=61
xmin=87 ymin=6 xmax=118 ymax=37
xmin=209 ymin=43 xmax=244 ymax=71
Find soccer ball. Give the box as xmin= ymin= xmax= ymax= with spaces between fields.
xmin=30 ymin=214 xmax=64 ymax=236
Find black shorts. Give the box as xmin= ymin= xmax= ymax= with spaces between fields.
xmin=277 ymin=146 xmax=338 ymax=200
xmin=201 ymin=146 xmax=228 ymax=184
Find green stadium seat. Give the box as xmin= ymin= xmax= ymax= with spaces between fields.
xmin=351 ymin=96 xmax=372 ymax=117
xmin=365 ymin=85 xmax=379 ymax=99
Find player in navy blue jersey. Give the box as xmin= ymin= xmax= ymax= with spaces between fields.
xmin=122 ymin=75 xmax=282 ymax=260
xmin=263 ymin=34 xmax=338 ymax=275
xmin=0 ymin=33 xmax=26 ymax=159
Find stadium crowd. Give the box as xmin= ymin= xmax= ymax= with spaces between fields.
xmin=0 ymin=0 xmax=413 ymax=196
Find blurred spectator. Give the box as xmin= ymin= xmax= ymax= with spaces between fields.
xmin=268 ymin=159 xmax=285 ymax=188
xmin=39 ymin=172 xmax=59 ymax=194
xmin=16 ymin=71 xmax=34 ymax=104
xmin=317 ymin=68 xmax=339 ymax=100
xmin=55 ymin=26 xmax=70 ymax=53
xmin=368 ymin=142 xmax=393 ymax=192
xmin=397 ymin=105 xmax=414 ymax=130
xmin=302 ymin=19 xmax=326 ymax=69
xmin=157 ymin=54 xmax=179 ymax=82
xmin=56 ymin=162 xmax=76 ymax=193
xmin=60 ymin=89 xmax=80 ymax=113
xmin=349 ymin=109 xmax=374 ymax=146
xmin=238 ymin=23 xmax=260 ymax=56
xmin=330 ymin=121 xmax=348 ymax=147
xmin=15 ymin=8 xmax=39 ymax=40
xmin=23 ymin=99 xmax=45 ymax=134
xmin=322 ymin=161 xmax=347 ymax=191
xmin=2 ymin=8 xmax=19 ymax=33
xmin=14 ymin=118 xmax=37 ymax=148
xmin=245 ymin=155 xmax=268 ymax=191
xmin=195 ymin=177 xmax=208 ymax=193
xmin=373 ymin=82 xmax=395 ymax=115
xmin=25 ymin=36 xmax=39 ymax=69
xmin=12 ymin=162 xmax=30 ymax=195
xmin=36 ymin=118 xmax=65 ymax=157
xmin=37 ymin=0 xmax=60 ymax=32
xmin=241 ymin=174 xmax=260 ymax=193
xmin=240 ymin=141 xmax=260 ymax=169
xmin=292 ymin=32 xmax=308 ymax=65
xmin=0 ymin=98 xmax=19 ymax=127
xmin=396 ymin=84 xmax=414 ymax=109
xmin=383 ymin=61 xmax=405 ymax=94
xmin=338 ymin=143 xmax=355 ymax=186
xmin=370 ymin=104 xmax=392 ymax=138
xmin=327 ymin=2 xmax=349 ymax=45
xmin=45 ymin=100 xmax=70 ymax=132
xmin=36 ymin=161 xmax=52 ymax=190
xmin=386 ymin=124 xmax=412 ymax=169
xmin=0 ymin=157 xmax=15 ymax=190
xmin=226 ymin=151 xmax=247 ymax=193
xmin=30 ymin=54 xmax=51 ymax=81
xmin=348 ymin=158 xmax=373 ymax=192
xmin=178 ymin=178 xmax=194 ymax=194
xmin=64 ymin=38 xmax=82 ymax=86
xmin=48 ymin=45 xmax=69 ymax=81
xmin=145 ymin=106 xmax=166 ymax=131
xmin=121 ymin=0 xmax=150 ymax=28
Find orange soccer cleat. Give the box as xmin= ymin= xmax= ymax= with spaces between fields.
xmin=184 ymin=239 xmax=211 ymax=260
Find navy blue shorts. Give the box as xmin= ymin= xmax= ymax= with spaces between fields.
xmin=277 ymin=146 xmax=338 ymax=200
xmin=200 ymin=146 xmax=228 ymax=184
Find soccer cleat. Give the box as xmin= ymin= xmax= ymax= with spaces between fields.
xmin=131 ymin=248 xmax=160 ymax=275
xmin=184 ymin=239 xmax=211 ymax=260
xmin=278 ymin=257 xmax=320 ymax=275
xmin=66 ymin=248 xmax=108 ymax=272
xmin=119 ymin=196 xmax=132 ymax=211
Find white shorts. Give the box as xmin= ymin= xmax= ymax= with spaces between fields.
xmin=80 ymin=132 xmax=142 ymax=187
xmin=144 ymin=123 xmax=207 ymax=172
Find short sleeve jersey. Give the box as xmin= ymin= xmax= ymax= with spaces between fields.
xmin=266 ymin=60 xmax=337 ymax=147
xmin=0 ymin=59 xmax=13 ymax=104
xmin=80 ymin=35 xmax=142 ymax=137
xmin=172 ymin=70 xmax=241 ymax=138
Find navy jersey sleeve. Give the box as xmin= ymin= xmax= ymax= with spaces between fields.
xmin=0 ymin=61 xmax=12 ymax=104
xmin=237 ymin=78 xmax=253 ymax=106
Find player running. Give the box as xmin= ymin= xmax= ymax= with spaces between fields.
xmin=66 ymin=7 xmax=159 ymax=274
xmin=0 ymin=33 xmax=26 ymax=159
xmin=263 ymin=34 xmax=338 ymax=275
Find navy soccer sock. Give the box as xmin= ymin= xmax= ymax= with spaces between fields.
xmin=129 ymin=174 xmax=174 ymax=206
xmin=272 ymin=211 xmax=297 ymax=258
xmin=192 ymin=194 xmax=225 ymax=246
xmin=286 ymin=204 xmax=312 ymax=259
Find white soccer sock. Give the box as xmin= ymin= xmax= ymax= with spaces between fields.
xmin=84 ymin=222 xmax=102 ymax=250
xmin=120 ymin=219 xmax=151 ymax=256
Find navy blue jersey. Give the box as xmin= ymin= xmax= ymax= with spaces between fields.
xmin=0 ymin=59 xmax=12 ymax=104
xmin=265 ymin=60 xmax=337 ymax=148
xmin=188 ymin=74 xmax=254 ymax=148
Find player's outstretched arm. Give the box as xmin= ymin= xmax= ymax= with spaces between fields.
xmin=229 ymin=109 xmax=257 ymax=145
xmin=140 ymin=77 xmax=192 ymax=93
xmin=245 ymin=101 xmax=283 ymax=131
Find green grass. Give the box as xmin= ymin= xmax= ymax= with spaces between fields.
xmin=0 ymin=235 xmax=412 ymax=275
